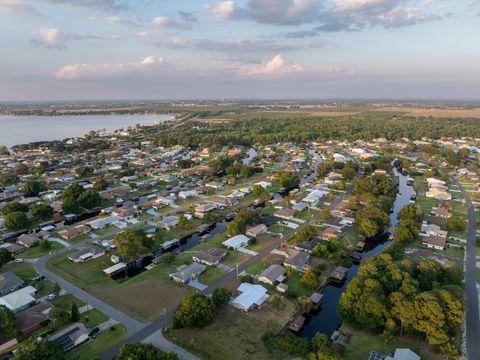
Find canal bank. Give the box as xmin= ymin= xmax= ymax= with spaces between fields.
xmin=299 ymin=166 xmax=415 ymax=339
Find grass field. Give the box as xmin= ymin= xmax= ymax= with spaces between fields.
xmin=416 ymin=195 xmax=439 ymax=214
xmin=66 ymin=325 xmax=127 ymax=360
xmin=341 ymin=324 xmax=436 ymax=360
xmin=80 ymin=309 xmax=108 ymax=328
xmin=166 ymin=303 xmax=296 ymax=360
xmin=198 ymin=266 xmax=227 ymax=285
xmin=19 ymin=242 xmax=64 ymax=259
xmin=46 ymin=251 xmax=192 ymax=321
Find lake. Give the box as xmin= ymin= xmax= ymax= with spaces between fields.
xmin=0 ymin=114 xmax=173 ymax=147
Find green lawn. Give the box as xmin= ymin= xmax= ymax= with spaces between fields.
xmin=268 ymin=223 xmax=290 ymax=234
xmin=19 ymin=242 xmax=64 ymax=259
xmin=1 ymin=262 xmax=38 ymax=280
xmin=416 ymin=195 xmax=439 ymax=214
xmin=80 ymin=309 xmax=108 ymax=328
xmin=54 ymin=294 xmax=86 ymax=312
xmin=342 ymin=325 xmax=432 ymax=360
xmin=285 ymin=271 xmax=311 ymax=297
xmin=66 ymin=325 xmax=127 ymax=360
xmin=339 ymin=224 xmax=361 ymax=248
xmin=198 ymin=266 xmax=227 ymax=285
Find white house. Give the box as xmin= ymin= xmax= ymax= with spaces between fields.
xmin=223 ymin=234 xmax=250 ymax=249
xmin=178 ymin=190 xmax=198 ymax=199
xmin=232 ymin=283 xmax=269 ymax=312
xmin=0 ymin=286 xmax=37 ymax=313
xmin=254 ymin=181 xmax=272 ymax=189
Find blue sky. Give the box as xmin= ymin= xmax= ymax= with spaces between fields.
xmin=0 ymin=0 xmax=479 ymax=100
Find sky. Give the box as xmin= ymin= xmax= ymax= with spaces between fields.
xmin=0 ymin=0 xmax=479 ymax=101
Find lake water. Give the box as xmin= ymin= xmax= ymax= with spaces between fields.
xmin=299 ymin=166 xmax=415 ymax=339
xmin=0 ymin=114 xmax=173 ymax=147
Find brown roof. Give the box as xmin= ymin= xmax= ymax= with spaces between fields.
xmin=423 ymin=235 xmax=447 ymax=248
xmin=15 ymin=302 xmax=52 ymax=333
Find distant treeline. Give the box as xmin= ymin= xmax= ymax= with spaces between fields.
xmin=156 ymin=116 xmax=480 ymax=148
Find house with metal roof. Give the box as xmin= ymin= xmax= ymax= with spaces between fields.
xmin=0 ymin=271 xmax=23 ymax=296
xmin=0 ymin=285 xmax=37 ymax=313
xmin=223 ymin=234 xmax=250 ymax=250
xmin=232 ymin=283 xmax=269 ymax=312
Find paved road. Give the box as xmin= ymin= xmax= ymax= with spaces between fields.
xmin=452 ymin=179 xmax=480 ymax=360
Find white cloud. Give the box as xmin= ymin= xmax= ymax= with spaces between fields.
xmin=32 ymin=27 xmax=119 ymax=49
xmin=136 ymin=31 xmax=151 ymax=38
xmin=151 ymin=12 xmax=196 ymax=30
xmin=56 ymin=56 xmax=164 ymax=79
xmin=234 ymin=55 xmax=304 ymax=76
xmin=210 ymin=1 xmax=237 ymax=20
xmin=0 ymin=0 xmax=42 ymax=16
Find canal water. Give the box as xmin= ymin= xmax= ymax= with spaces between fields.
xmin=299 ymin=166 xmax=415 ymax=339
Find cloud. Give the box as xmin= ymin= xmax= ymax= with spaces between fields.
xmin=136 ymin=31 xmax=151 ymax=38
xmin=211 ymin=0 xmax=443 ymax=31
xmin=99 ymin=15 xmax=141 ymax=26
xmin=43 ymin=0 xmax=130 ymax=12
xmin=32 ymin=27 xmax=119 ymax=49
xmin=151 ymin=36 xmax=321 ymax=54
xmin=0 ymin=0 xmax=42 ymax=16
xmin=233 ymin=54 xmax=304 ymax=76
xmin=56 ymin=56 xmax=164 ymax=79
xmin=151 ymin=11 xmax=197 ymax=30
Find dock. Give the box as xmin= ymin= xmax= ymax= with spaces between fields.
xmin=288 ymin=315 xmax=306 ymax=333
xmin=310 ymin=292 xmax=324 ymax=310
xmin=329 ymin=266 xmax=348 ymax=284
xmin=355 ymin=240 xmax=366 ymax=252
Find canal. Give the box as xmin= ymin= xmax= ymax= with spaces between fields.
xmin=299 ymin=166 xmax=415 ymax=339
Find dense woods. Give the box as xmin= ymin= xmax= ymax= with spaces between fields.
xmin=156 ymin=116 xmax=480 ymax=148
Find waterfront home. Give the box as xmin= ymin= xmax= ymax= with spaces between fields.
xmin=192 ymin=248 xmax=227 ymax=266
xmin=0 ymin=286 xmax=37 ymax=313
xmin=87 ymin=216 xmax=117 ymax=230
xmin=170 ymin=263 xmax=206 ymax=284
xmin=232 ymin=283 xmax=269 ymax=312
xmin=368 ymin=348 xmax=420 ymax=360
xmin=223 ymin=234 xmax=250 ymax=249
xmin=284 ymin=251 xmax=310 ymax=272
xmin=422 ymin=234 xmax=447 ymax=251
xmin=246 ymin=224 xmax=268 ymax=238
xmin=103 ymin=263 xmax=127 ymax=278
xmin=194 ymin=202 xmax=217 ymax=218
xmin=0 ymin=272 xmax=23 ymax=296
xmin=68 ymin=245 xmax=105 ymax=263
xmin=294 ymin=238 xmax=328 ymax=253
xmin=159 ymin=215 xmax=179 ymax=229
xmin=257 ymin=265 xmax=286 ymax=286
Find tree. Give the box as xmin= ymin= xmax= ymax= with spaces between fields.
xmin=48 ymin=306 xmax=69 ymax=329
xmin=23 ymin=180 xmax=47 ymax=197
xmin=0 ymin=173 xmax=19 ymax=186
xmin=226 ymin=219 xmax=246 ymax=236
xmin=341 ymin=166 xmax=356 ymax=180
xmin=113 ymin=229 xmax=149 ymax=257
xmin=1 ymin=202 xmax=29 ymax=215
xmin=319 ymin=208 xmax=331 ymax=222
xmin=0 ymin=248 xmax=13 ymax=269
xmin=5 ymin=211 xmax=30 ymax=230
xmin=75 ymin=166 xmax=94 ymax=178
xmin=398 ymin=204 xmax=423 ymax=224
xmin=178 ymin=214 xmax=187 ymax=227
xmin=70 ymin=302 xmax=80 ymax=322
xmin=236 ymin=209 xmax=260 ymax=225
xmin=212 ymin=287 xmax=231 ymax=308
xmin=278 ymin=172 xmax=300 ymax=191
xmin=413 ymin=291 xmax=448 ymax=345
xmin=291 ymin=224 xmax=317 ymax=243
xmin=93 ymin=178 xmax=108 ymax=191
xmin=390 ymin=292 xmax=415 ymax=335
xmin=356 ymin=205 xmax=390 ymax=238
xmin=77 ymin=189 xmax=101 ymax=209
xmin=13 ymin=338 xmax=64 ymax=360
xmin=14 ymin=163 xmax=29 ymax=175
xmin=0 ymin=305 xmax=17 ymax=339
xmin=253 ymin=184 xmax=270 ymax=201
xmin=62 ymin=196 xmax=80 ymax=214
xmin=446 ymin=216 xmax=467 ymax=232
xmin=301 ymin=268 xmax=319 ymax=290
xmin=336 ymin=180 xmax=346 ymax=190
xmin=31 ymin=203 xmax=53 ymax=220
xmin=115 ymin=343 xmax=166 ymax=360
xmin=161 ymin=252 xmax=175 ymax=264
xmin=53 ymin=282 xmax=61 ymax=296
xmin=173 ymin=293 xmax=215 ymax=328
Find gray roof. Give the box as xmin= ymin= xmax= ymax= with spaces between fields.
xmin=68 ymin=245 xmax=105 ymax=261
xmin=258 ymin=264 xmax=285 ymax=283
xmin=284 ymin=252 xmax=310 ymax=269
xmin=171 ymin=263 xmax=206 ymax=283
xmin=0 ymin=272 xmax=23 ymax=293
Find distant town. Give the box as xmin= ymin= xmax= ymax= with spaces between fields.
xmin=0 ymin=102 xmax=479 ymax=360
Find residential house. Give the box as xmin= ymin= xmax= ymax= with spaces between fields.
xmin=87 ymin=216 xmax=117 ymax=230
xmin=170 ymin=263 xmax=206 ymax=284
xmin=232 ymin=283 xmax=269 ymax=312
xmin=246 ymin=224 xmax=268 ymax=238
xmin=422 ymin=235 xmax=447 ymax=251
xmin=112 ymin=207 xmax=137 ymax=220
xmin=368 ymin=348 xmax=420 ymax=360
xmin=61 ymin=225 xmax=90 ymax=240
xmin=274 ymin=208 xmax=297 ymax=220
xmin=194 ymin=202 xmax=217 ymax=218
xmin=257 ymin=265 xmax=286 ymax=286
xmin=0 ymin=286 xmax=37 ymax=313
xmin=103 ymin=263 xmax=127 ymax=278
xmin=17 ymin=234 xmax=39 ymax=248
xmin=294 ymin=238 xmax=328 ymax=253
xmin=178 ymin=190 xmax=198 ymax=199
xmin=15 ymin=301 xmax=52 ymax=334
xmin=68 ymin=245 xmax=105 ymax=263
xmin=0 ymin=272 xmax=24 ymax=296
xmin=192 ymin=248 xmax=227 ymax=266
xmin=223 ymin=234 xmax=250 ymax=249
xmin=0 ymin=242 xmax=24 ymax=255
xmin=255 ymin=181 xmax=272 ymax=189
xmin=49 ymin=322 xmax=90 ymax=352
xmin=320 ymin=227 xmax=339 ymax=240
xmin=159 ymin=215 xmax=179 ymax=229
xmin=284 ymin=251 xmax=310 ymax=272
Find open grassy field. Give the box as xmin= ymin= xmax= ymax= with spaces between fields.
xmin=19 ymin=241 xmax=64 ymax=259
xmin=80 ymin=309 xmax=108 ymax=328
xmin=46 ymin=251 xmax=193 ymax=321
xmin=341 ymin=324 xmax=439 ymax=360
xmin=374 ymin=106 xmax=480 ymax=119
xmin=66 ymin=325 xmax=127 ymax=360
xmin=198 ymin=266 xmax=227 ymax=285
xmin=166 ymin=301 xmax=296 ymax=360
xmin=416 ymin=195 xmax=439 ymax=214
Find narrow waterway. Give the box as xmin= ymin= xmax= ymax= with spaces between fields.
xmin=299 ymin=166 xmax=415 ymax=339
